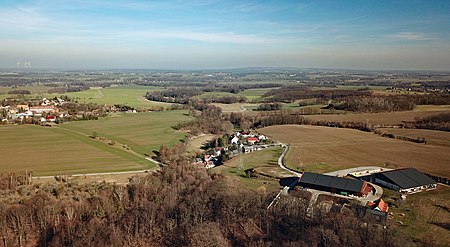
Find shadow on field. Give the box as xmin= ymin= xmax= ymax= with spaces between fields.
xmin=432 ymin=222 xmax=450 ymax=231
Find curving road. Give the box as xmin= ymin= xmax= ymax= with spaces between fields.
xmin=240 ymin=105 xmax=247 ymax=112
xmin=277 ymin=143 xmax=302 ymax=176
xmin=269 ymin=143 xmax=384 ymax=212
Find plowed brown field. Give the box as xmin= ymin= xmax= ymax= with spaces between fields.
xmin=260 ymin=125 xmax=450 ymax=177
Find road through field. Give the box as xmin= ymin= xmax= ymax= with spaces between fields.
xmin=260 ymin=125 xmax=450 ymax=177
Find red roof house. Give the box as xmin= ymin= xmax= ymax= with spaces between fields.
xmin=368 ymin=199 xmax=389 ymax=213
xmin=247 ymin=137 xmax=258 ymax=144
xmin=46 ymin=115 xmax=57 ymax=122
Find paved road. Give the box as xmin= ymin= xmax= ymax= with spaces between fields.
xmin=277 ymin=143 xmax=302 ymax=176
xmin=268 ymin=143 xmax=301 ymax=209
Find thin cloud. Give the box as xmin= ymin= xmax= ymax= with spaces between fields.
xmin=386 ymin=32 xmax=432 ymax=41
xmin=128 ymin=30 xmax=273 ymax=44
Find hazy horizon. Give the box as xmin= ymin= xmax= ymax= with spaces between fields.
xmin=1 ymin=0 xmax=449 ymax=71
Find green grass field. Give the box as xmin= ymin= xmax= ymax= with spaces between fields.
xmin=0 ymin=111 xmax=192 ymax=175
xmin=61 ymin=85 xmax=171 ymax=109
xmin=211 ymin=147 xmax=284 ymax=192
xmin=238 ymin=88 xmax=275 ymax=100
xmin=1 ymin=85 xmax=170 ymax=109
xmin=0 ymin=125 xmax=146 ymax=176
xmin=383 ymin=186 xmax=450 ymax=246
xmin=59 ymin=110 xmax=192 ymax=155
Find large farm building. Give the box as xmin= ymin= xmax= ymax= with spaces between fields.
xmin=283 ymin=172 xmax=373 ymax=197
xmin=359 ymin=168 xmax=437 ymax=193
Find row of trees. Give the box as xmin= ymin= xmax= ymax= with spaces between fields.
xmin=145 ymin=88 xmax=202 ymax=104
xmin=8 ymin=90 xmax=31 ymax=95
xmin=47 ymin=86 xmax=90 ymax=94
xmin=264 ymin=86 xmax=372 ymax=102
xmin=255 ymin=103 xmax=282 ymax=111
xmin=335 ymin=95 xmax=416 ymax=113
xmin=402 ymin=113 xmax=450 ymax=131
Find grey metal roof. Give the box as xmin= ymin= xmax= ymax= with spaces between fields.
xmin=299 ymin=172 xmax=364 ymax=193
xmin=376 ymin=168 xmax=436 ymax=189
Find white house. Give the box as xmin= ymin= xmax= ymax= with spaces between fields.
xmin=258 ymin=135 xmax=267 ymax=141
xmin=230 ymin=136 xmax=239 ymax=145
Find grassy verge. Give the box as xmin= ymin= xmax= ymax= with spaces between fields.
xmin=210 ymin=147 xmax=284 ymax=192
xmin=383 ymin=186 xmax=450 ymax=246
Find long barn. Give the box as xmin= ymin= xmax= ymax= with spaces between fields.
xmin=369 ymin=168 xmax=437 ymax=193
xmin=296 ymin=172 xmax=372 ymax=197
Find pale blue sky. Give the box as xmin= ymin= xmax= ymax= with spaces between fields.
xmin=0 ymin=0 xmax=449 ymax=70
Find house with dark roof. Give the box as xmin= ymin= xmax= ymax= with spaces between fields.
xmin=295 ymin=172 xmax=373 ymax=197
xmin=367 ymin=168 xmax=437 ymax=193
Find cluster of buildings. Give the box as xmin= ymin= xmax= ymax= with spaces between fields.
xmin=355 ymin=168 xmax=437 ymax=194
xmin=281 ymin=167 xmax=438 ymax=215
xmin=230 ymin=131 xmax=267 ymax=146
xmin=0 ymin=97 xmax=108 ymax=125
xmin=195 ymin=131 xmax=271 ymax=169
xmin=1 ymin=98 xmax=66 ymax=124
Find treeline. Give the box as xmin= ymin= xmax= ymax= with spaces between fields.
xmin=145 ymin=88 xmax=202 ymax=104
xmin=200 ymin=95 xmax=247 ymax=104
xmin=335 ymin=95 xmax=416 ymax=113
xmin=402 ymin=113 xmax=450 ymax=131
xmin=8 ymin=90 xmax=31 ymax=95
xmin=264 ymin=86 xmax=372 ymax=102
xmin=227 ymin=111 xmax=380 ymax=133
xmin=174 ymin=105 xmax=233 ymax=135
xmin=374 ymin=130 xmax=427 ymax=144
xmin=412 ymin=93 xmax=450 ymax=105
xmin=139 ymin=81 xmax=281 ymax=94
xmin=0 ymin=160 xmax=421 ymax=246
xmin=256 ymin=103 xmax=282 ymax=111
xmin=47 ymin=86 xmax=90 ymax=94
xmin=59 ymin=102 xmax=106 ymax=115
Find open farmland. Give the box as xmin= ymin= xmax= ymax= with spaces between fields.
xmin=0 ymin=111 xmax=191 ymax=176
xmin=379 ymin=128 xmax=450 ymax=147
xmin=260 ymin=125 xmax=450 ymax=177
xmin=186 ymin=134 xmax=218 ymax=154
xmin=305 ymin=105 xmax=450 ymax=125
xmin=1 ymin=85 xmax=171 ymax=109
xmin=238 ymin=88 xmax=276 ymax=100
xmin=62 ymin=85 xmax=170 ymax=109
xmin=212 ymin=102 xmax=259 ymax=112
xmin=0 ymin=85 xmax=55 ymax=100
xmin=0 ymin=125 xmax=147 ymax=176
xmin=59 ymin=110 xmax=192 ymax=155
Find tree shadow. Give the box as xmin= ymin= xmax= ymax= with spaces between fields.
xmin=431 ymin=222 xmax=450 ymax=231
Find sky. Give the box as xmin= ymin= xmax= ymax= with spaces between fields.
xmin=0 ymin=0 xmax=449 ymax=70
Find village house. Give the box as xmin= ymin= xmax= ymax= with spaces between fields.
xmin=30 ymin=106 xmax=57 ymax=115
xmin=258 ymin=135 xmax=267 ymax=141
xmin=247 ymin=137 xmax=258 ymax=145
xmin=230 ymin=135 xmax=239 ymax=145
xmin=46 ymin=115 xmax=57 ymax=122
xmin=368 ymin=199 xmax=389 ymax=213
xmin=16 ymin=104 xmax=29 ymax=111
